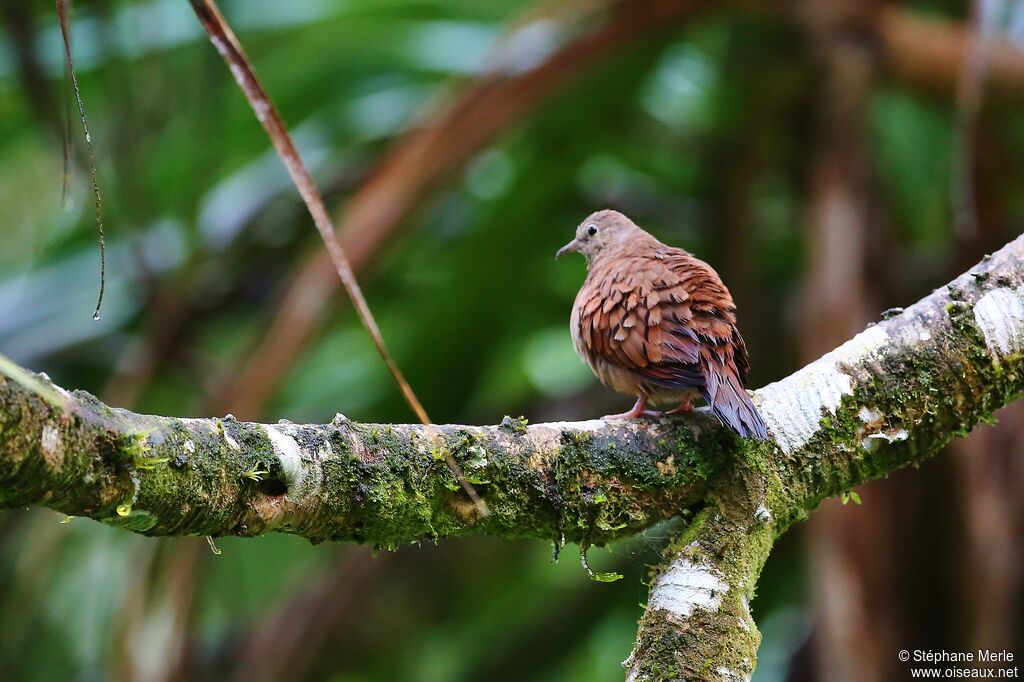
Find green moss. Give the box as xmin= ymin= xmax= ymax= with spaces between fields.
xmin=499 ymin=415 xmax=529 ymax=434
xmin=629 ymin=488 xmax=773 ymax=678
xmin=767 ymin=287 xmax=1024 ymax=525
xmin=240 ymin=462 xmax=269 ymax=481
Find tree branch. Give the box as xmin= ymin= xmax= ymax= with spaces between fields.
xmin=0 ymin=372 xmax=715 ymax=545
xmin=3 ymin=236 xmax=1024 ymax=678
xmin=625 ymin=236 xmax=1024 ymax=680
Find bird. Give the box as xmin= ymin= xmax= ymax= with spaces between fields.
xmin=556 ymin=209 xmax=768 ymax=440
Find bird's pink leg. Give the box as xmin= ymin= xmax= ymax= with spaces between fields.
xmin=664 ymin=395 xmax=694 ymax=415
xmin=602 ymin=396 xmax=661 ymax=420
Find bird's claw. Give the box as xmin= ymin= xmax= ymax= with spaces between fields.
xmin=664 ymin=398 xmax=694 ymax=415
xmin=601 ymin=397 xmax=666 ymax=420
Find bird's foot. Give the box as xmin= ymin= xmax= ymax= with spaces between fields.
xmin=664 ymin=397 xmax=694 ymax=415
xmin=602 ymin=396 xmax=660 ymax=420
xmin=603 ymin=409 xmax=662 ymax=419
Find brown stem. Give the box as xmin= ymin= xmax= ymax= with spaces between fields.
xmin=211 ymin=0 xmax=713 ymax=422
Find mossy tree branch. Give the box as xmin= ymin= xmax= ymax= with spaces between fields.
xmin=0 ymin=371 xmax=723 ymax=545
xmin=626 ymin=235 xmax=1024 ymax=681
xmin=2 ymin=237 xmax=1023 ymax=680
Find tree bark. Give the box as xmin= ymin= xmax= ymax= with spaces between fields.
xmin=3 ymin=236 xmax=1024 ymax=679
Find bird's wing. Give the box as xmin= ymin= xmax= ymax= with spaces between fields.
xmin=655 ymin=250 xmax=742 ymax=388
xmin=577 ymin=248 xmax=767 ymax=437
xmin=658 ymin=250 xmax=766 ymax=438
xmin=577 ymin=252 xmax=729 ymax=389
xmin=731 ymin=321 xmax=751 ymax=385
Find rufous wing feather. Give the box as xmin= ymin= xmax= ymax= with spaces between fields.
xmin=574 ymin=247 xmax=768 ymax=439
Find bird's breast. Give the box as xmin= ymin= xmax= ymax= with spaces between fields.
xmin=571 ymin=293 xmax=645 ymax=396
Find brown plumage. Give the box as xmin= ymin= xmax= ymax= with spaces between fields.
xmin=557 ymin=209 xmax=768 ymax=440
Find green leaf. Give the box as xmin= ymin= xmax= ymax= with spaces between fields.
xmin=589 ymin=571 xmax=624 ymax=583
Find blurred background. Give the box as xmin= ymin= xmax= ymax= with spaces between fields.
xmin=1 ymin=0 xmax=1023 ymax=680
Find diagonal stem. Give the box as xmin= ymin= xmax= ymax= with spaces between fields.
xmin=56 ymin=0 xmax=106 ymax=320
xmin=185 ymin=0 xmax=487 ymax=513
xmin=185 ymin=0 xmax=424 ymax=424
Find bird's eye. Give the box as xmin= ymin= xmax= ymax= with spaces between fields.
xmin=586 ymin=224 xmax=598 ymax=237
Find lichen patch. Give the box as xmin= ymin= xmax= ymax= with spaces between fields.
xmin=265 ymin=425 xmax=307 ymax=496
xmin=973 ymin=287 xmax=1024 ymax=356
xmin=861 ymin=428 xmax=909 ymax=452
xmin=40 ymin=424 xmax=63 ymax=470
xmin=224 ymin=431 xmax=240 ymax=450
xmin=716 ymin=667 xmax=751 ymax=682
xmin=858 ymin=406 xmax=882 ymax=426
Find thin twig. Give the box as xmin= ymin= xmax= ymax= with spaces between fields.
xmin=186 ymin=0 xmax=487 ymax=515
xmin=60 ymin=66 xmax=71 ymax=207
xmin=213 ymin=0 xmax=709 ymax=420
xmin=56 ymin=0 xmax=105 ymax=320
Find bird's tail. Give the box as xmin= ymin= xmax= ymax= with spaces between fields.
xmin=701 ymin=365 xmax=769 ymax=440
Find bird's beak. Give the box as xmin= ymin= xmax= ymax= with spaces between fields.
xmin=556 ymin=239 xmax=580 ymax=259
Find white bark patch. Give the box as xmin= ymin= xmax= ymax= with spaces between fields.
xmin=647 ymin=551 xmax=729 ymax=619
xmin=756 ymin=325 xmax=888 ymax=453
xmin=532 ymin=418 xmax=672 ymax=444
xmin=183 ymin=439 xmax=195 ymax=454
xmin=265 ymin=425 xmax=307 ymax=497
xmin=856 ymin=405 xmax=908 ymax=451
xmin=127 ymin=471 xmax=142 ymax=508
xmin=738 ymin=594 xmax=756 ymax=633
xmin=866 ymin=429 xmax=908 ymax=443
xmin=41 ymin=424 xmax=63 ymax=470
xmin=858 ymin=407 xmax=882 ymax=424
xmin=755 ymin=504 xmax=771 ymax=524
xmin=521 ymin=419 xmax=608 ymax=463
xmin=540 ymin=419 xmax=608 ymax=433
xmin=53 ymin=384 xmax=75 ymax=403
xmin=861 ymin=428 xmax=909 ymax=453
xmin=223 ymin=430 xmax=240 ymax=451
xmin=716 ymin=667 xmax=751 ymax=682
xmin=973 ymin=287 xmax=1024 ymax=356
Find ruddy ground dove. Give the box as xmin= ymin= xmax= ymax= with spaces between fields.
xmin=557 ymin=209 xmax=768 ymax=440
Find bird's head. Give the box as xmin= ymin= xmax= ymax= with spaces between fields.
xmin=556 ymin=209 xmax=644 ymax=262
